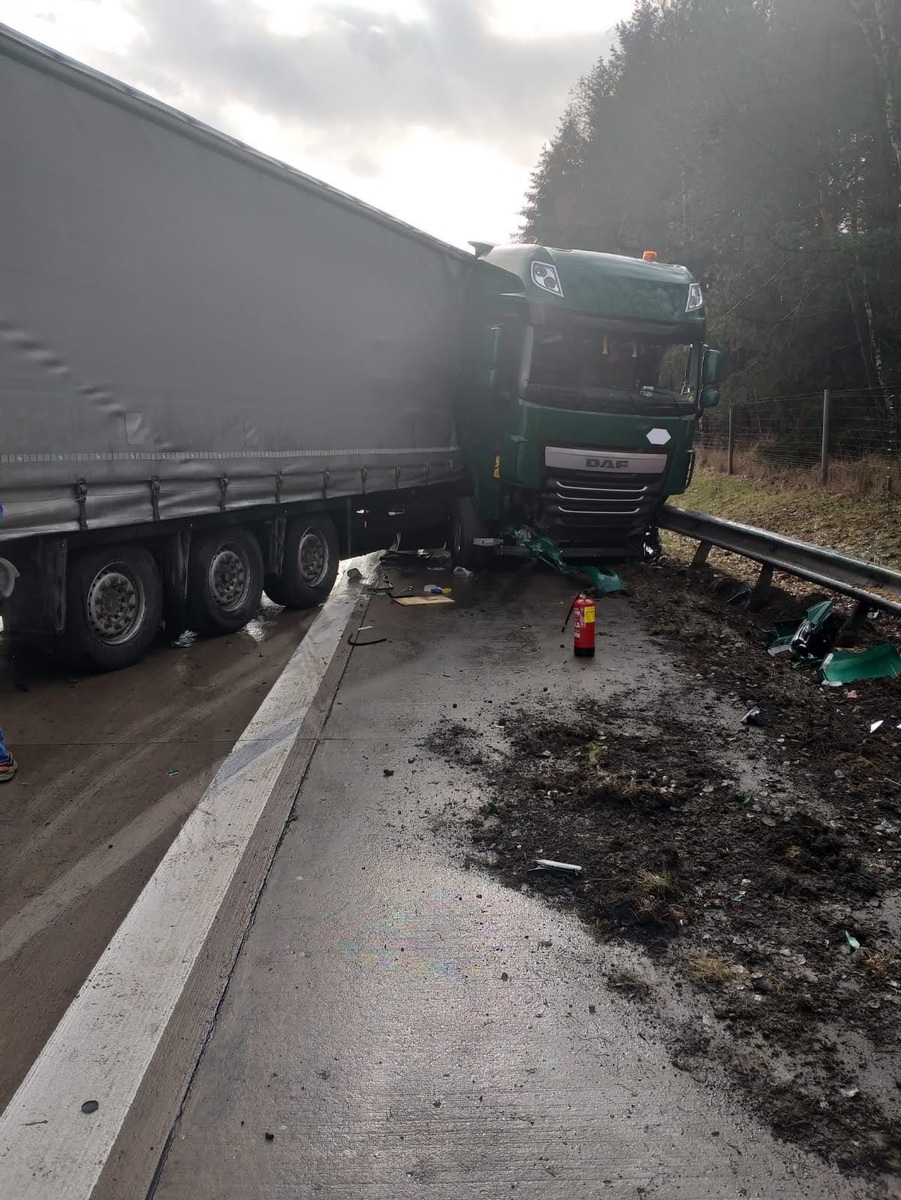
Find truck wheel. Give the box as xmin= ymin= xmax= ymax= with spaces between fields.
xmin=187 ymin=527 xmax=264 ymax=636
xmin=66 ymin=544 xmax=164 ymax=672
xmin=451 ymin=495 xmax=489 ymax=568
xmin=264 ymin=515 xmax=339 ymax=609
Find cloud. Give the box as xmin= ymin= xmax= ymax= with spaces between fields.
xmin=96 ymin=0 xmax=612 ymax=168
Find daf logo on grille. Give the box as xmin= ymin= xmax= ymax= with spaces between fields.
xmin=586 ymin=457 xmax=630 ymax=470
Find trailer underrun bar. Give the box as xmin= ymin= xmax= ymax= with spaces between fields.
xmin=659 ymin=505 xmax=901 ymax=618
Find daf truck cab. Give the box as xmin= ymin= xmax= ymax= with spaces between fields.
xmin=453 ymin=244 xmax=721 ymax=563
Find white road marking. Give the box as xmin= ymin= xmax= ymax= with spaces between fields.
xmin=0 ymin=565 xmax=372 ymax=1199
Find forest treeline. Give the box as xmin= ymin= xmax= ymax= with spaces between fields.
xmin=521 ymin=0 xmax=901 ymax=437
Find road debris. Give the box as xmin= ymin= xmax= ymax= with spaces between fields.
xmin=532 ymin=859 xmax=584 ymax=876
xmin=438 ymin=666 xmax=901 ymax=1177
xmin=506 ymin=525 xmax=625 ymax=595
xmin=348 ymin=625 xmax=388 ymax=647
xmin=819 ymin=642 xmax=901 ymax=685
xmin=767 ymin=600 xmax=837 ymax=661
xmin=741 ymin=706 xmax=769 ymax=727
xmin=393 ymin=594 xmax=455 ymax=607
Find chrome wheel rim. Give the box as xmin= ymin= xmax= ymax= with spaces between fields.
xmin=298 ymin=529 xmax=328 ymax=587
xmin=208 ymin=547 xmax=250 ymax=612
xmin=86 ymin=564 xmax=146 ymax=645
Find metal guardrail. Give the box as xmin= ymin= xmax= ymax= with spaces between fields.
xmin=659 ymin=505 xmax=901 ymax=616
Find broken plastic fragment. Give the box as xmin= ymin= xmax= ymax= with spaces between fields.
xmin=768 ymin=601 xmax=838 ymax=661
xmin=505 ymin=526 xmax=625 ymax=595
xmin=844 ymin=931 xmax=861 ymax=951
xmin=838 ymin=1083 xmax=860 ymax=1098
xmin=791 ymin=600 xmax=837 ymax=661
xmin=819 ymin=642 xmax=901 ymax=685
xmin=768 ymin=621 xmax=801 ymax=656
xmin=869 ymin=720 xmax=884 ymax=734
xmin=741 ymin=707 xmax=769 ymax=728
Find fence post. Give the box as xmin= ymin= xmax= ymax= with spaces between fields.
xmin=820 ymin=388 xmax=831 ymax=486
xmin=727 ymin=406 xmax=734 ymax=476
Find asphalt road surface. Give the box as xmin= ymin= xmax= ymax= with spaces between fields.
xmin=0 ymin=599 xmax=317 ymax=1109
xmin=147 ymin=562 xmax=869 ymax=1200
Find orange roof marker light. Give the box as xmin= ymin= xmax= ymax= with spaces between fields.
xmin=642 ymin=250 xmax=658 ymax=262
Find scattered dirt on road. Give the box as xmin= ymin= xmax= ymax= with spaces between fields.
xmin=431 ymin=557 xmax=901 ymax=1185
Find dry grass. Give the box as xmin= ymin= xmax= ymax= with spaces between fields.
xmin=670 ymin=467 xmax=901 ymax=571
xmin=684 ymin=955 xmax=739 ymax=988
xmin=695 ymin=445 xmax=901 ymax=500
xmin=606 ymin=968 xmax=655 ymax=999
xmin=586 ymin=741 xmax=608 ymax=768
xmin=856 ymin=949 xmax=901 ymax=983
xmin=636 ymin=868 xmax=678 ymax=897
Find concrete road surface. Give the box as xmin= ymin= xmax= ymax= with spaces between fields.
xmin=149 ymin=563 xmax=867 ymax=1200
xmin=0 ymin=600 xmax=316 ymax=1109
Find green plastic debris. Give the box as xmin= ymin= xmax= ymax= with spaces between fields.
xmin=506 ymin=526 xmax=625 ymax=595
xmin=769 ymin=600 xmax=836 ymax=660
xmin=819 ymin=642 xmax=901 ymax=685
xmin=768 ymin=621 xmax=801 ymax=657
xmin=845 ymin=931 xmax=861 ymax=951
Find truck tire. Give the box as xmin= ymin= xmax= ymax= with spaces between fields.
xmin=264 ymin=515 xmax=339 ymax=609
xmin=187 ymin=526 xmax=264 ymax=636
xmin=451 ymin=495 xmax=489 ymax=568
xmin=66 ymin=544 xmax=164 ymax=672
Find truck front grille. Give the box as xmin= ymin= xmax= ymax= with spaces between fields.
xmin=540 ymin=468 xmax=666 ymax=552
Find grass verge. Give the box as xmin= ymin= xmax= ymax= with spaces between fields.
xmin=672 ymin=470 xmax=900 ymax=569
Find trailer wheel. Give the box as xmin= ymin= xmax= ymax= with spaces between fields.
xmin=451 ymin=495 xmax=489 ymax=568
xmin=187 ymin=527 xmax=264 ymax=636
xmin=66 ymin=544 xmax=163 ymax=672
xmin=264 ymin=515 xmax=339 ymax=609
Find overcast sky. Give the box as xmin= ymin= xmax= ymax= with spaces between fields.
xmin=3 ymin=1 xmax=633 ymax=247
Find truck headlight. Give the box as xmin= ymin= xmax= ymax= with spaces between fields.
xmin=531 ymin=261 xmax=564 ymax=298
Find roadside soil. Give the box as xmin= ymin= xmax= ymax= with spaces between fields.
xmin=429 ymin=556 xmax=901 ymax=1188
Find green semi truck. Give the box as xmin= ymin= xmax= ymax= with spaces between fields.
xmin=452 ymin=244 xmax=720 ymax=565
xmin=0 ymin=23 xmax=719 ymax=671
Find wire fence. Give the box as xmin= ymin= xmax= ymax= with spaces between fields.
xmin=695 ymin=389 xmax=901 ymax=496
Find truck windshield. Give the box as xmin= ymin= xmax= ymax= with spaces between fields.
xmin=528 ymin=327 xmax=695 ymax=398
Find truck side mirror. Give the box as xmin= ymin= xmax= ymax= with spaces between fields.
xmin=702 ymin=347 xmax=722 ymax=386
xmin=700 ymin=387 xmax=720 ymax=409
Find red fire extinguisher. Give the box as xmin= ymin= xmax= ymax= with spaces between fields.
xmin=563 ymin=593 xmax=596 ymax=658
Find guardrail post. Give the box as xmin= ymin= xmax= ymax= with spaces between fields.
xmin=821 ymin=388 xmax=831 ymax=486
xmin=749 ymin=563 xmax=773 ymax=611
xmin=727 ymin=406 xmax=734 ymax=476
